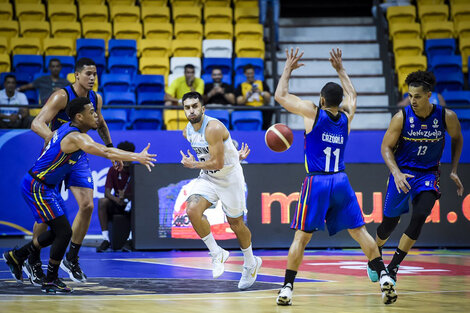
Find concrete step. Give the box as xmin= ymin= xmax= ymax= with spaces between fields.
xmin=266 ymin=60 xmax=383 ymax=76
xmin=279 ymin=26 xmax=377 ymax=43
xmin=276 ymin=43 xmax=380 ymax=59
xmin=279 ymin=17 xmax=374 ymax=26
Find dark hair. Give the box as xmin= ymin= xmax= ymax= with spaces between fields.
xmin=405 ymin=70 xmax=436 ymax=92
xmin=243 ymin=64 xmax=255 ymax=72
xmin=66 ymin=97 xmax=91 ymax=120
xmin=117 ymin=141 xmax=135 ymax=152
xmin=211 ymin=67 xmax=223 ymax=74
xmin=75 ymin=58 xmax=96 ymax=72
xmin=48 ymin=58 xmax=61 ymax=67
xmin=3 ymin=74 xmax=16 ymax=84
xmin=320 ymin=82 xmax=343 ymax=107
xmin=184 ymin=64 xmax=195 ymax=72
xmin=182 ymin=91 xmax=204 ymax=106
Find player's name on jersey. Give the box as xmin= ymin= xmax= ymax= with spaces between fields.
xmin=321 ymin=133 xmax=344 ymax=144
xmin=194 ymin=146 xmax=210 ymax=155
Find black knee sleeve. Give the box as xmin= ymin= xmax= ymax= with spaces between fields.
xmin=46 ymin=215 xmax=72 ymax=261
xmin=37 ymin=229 xmax=55 ymax=248
xmin=404 ymin=191 xmax=437 ymax=240
xmin=376 ymin=216 xmax=400 ymax=241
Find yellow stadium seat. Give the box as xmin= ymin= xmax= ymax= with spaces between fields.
xmin=204 ymin=7 xmax=232 ymax=23
xmin=107 ymin=0 xmax=136 ymax=6
xmin=421 ymin=21 xmax=454 ymax=39
xmin=77 ymin=0 xmax=105 ymax=4
xmin=113 ymin=22 xmax=143 ymax=40
xmin=449 ymin=0 xmax=469 ymax=5
xmin=19 ymin=20 xmax=50 ymax=38
xmin=67 ymin=72 xmax=98 ymax=92
xmin=139 ymin=56 xmax=170 ymax=76
xmin=110 ymin=5 xmax=140 ymax=23
xmin=235 ymin=39 xmax=264 ymax=58
xmin=234 ymin=7 xmax=259 ymax=24
xmin=0 ymin=54 xmax=10 ymax=72
xmin=0 ymin=20 xmax=19 ymax=39
xmin=48 ymin=0 xmax=75 ymax=4
xmin=173 ymin=6 xmax=201 ymax=23
xmin=393 ymin=39 xmax=424 ymax=56
xmin=43 ymin=37 xmax=75 ymax=56
xmin=10 ymin=37 xmax=42 ymax=54
xmin=164 ymin=110 xmax=187 ymax=130
xmin=172 ymin=39 xmax=202 ymax=57
xmin=460 ymin=37 xmax=470 ymax=73
xmin=174 ymin=23 xmax=203 ymax=40
xmin=204 ymin=0 xmax=231 ymax=7
xmin=418 ymin=4 xmax=449 ymax=23
xmin=0 ymin=3 xmax=13 ymax=20
xmin=386 ymin=6 xmax=416 ymax=24
xmin=455 ymin=21 xmax=470 ymax=38
xmin=82 ymin=22 xmax=112 ymax=41
xmin=48 ymin=4 xmax=77 ymax=22
xmin=235 ymin=23 xmax=263 ymax=40
xmin=144 ymin=22 xmax=173 ymax=39
xmin=51 ymin=21 xmax=81 ymax=39
xmin=14 ymin=0 xmax=41 ymax=3
xmin=395 ymin=55 xmax=427 ymax=75
xmin=204 ymin=23 xmax=233 ymax=39
xmin=141 ymin=6 xmax=170 ymax=23
xmin=79 ymin=4 xmax=108 ymax=22
xmin=0 ymin=38 xmax=8 ymax=54
xmin=170 ymin=0 xmax=202 ymax=7
xmin=451 ymin=4 xmax=470 ymax=24
xmin=15 ymin=3 xmax=45 ymax=21
xmin=417 ymin=0 xmax=444 ymax=5
xmin=139 ymin=38 xmax=172 ymax=57
xmin=233 ymin=0 xmax=258 ymax=8
xmin=140 ymin=0 xmax=167 ymax=6
xmin=389 ymin=22 xmax=421 ymax=40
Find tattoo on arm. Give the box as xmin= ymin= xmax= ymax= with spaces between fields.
xmin=97 ymin=124 xmax=112 ymax=145
xmin=187 ymin=194 xmax=202 ymax=206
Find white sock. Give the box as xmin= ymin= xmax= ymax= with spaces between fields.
xmin=102 ymin=230 xmax=109 ymax=241
xmin=202 ymin=233 xmax=221 ymax=255
xmin=241 ymin=244 xmax=256 ymax=267
xmin=127 ymin=231 xmax=132 ymax=240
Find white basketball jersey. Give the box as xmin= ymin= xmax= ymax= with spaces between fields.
xmin=186 ymin=115 xmax=240 ymax=178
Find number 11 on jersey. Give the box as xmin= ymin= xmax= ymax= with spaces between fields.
xmin=323 ymin=147 xmax=340 ymax=172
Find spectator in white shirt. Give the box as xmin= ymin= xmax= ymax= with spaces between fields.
xmin=0 ymin=74 xmax=30 ymax=128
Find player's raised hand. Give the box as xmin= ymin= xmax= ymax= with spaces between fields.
xmin=137 ymin=143 xmax=157 ymax=172
xmin=393 ymin=171 xmax=414 ymax=194
xmin=450 ymin=172 xmax=464 ymax=196
xmin=329 ymin=48 xmax=344 ymax=72
xmin=238 ymin=142 xmax=251 ymax=161
xmin=284 ymin=47 xmax=305 ymax=73
xmin=180 ymin=149 xmax=196 ymax=168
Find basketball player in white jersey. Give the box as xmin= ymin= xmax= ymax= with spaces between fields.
xmin=179 ymin=91 xmax=262 ymax=290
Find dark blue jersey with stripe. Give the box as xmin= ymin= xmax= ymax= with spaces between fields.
xmin=394 ymin=104 xmax=446 ymax=171
xmin=30 ymin=122 xmax=85 ymax=187
xmin=305 ymin=109 xmax=349 ymax=174
xmin=50 ymin=85 xmax=98 ymax=131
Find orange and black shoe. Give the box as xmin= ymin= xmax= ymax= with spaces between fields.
xmin=41 ymin=278 xmax=73 ymax=294
xmin=3 ymin=250 xmax=24 ymax=283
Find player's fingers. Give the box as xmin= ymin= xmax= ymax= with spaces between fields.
xmin=395 ymin=183 xmax=401 ymax=194
xmin=404 ymin=179 xmax=412 ymax=190
xmin=180 ymin=150 xmax=186 ymax=158
xmin=404 ymin=174 xmax=415 ymax=178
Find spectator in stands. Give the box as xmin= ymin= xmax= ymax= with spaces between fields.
xmin=259 ymin=0 xmax=280 ymax=50
xmin=398 ymin=91 xmax=446 ymax=107
xmin=203 ymin=67 xmax=235 ymax=106
xmin=96 ymin=141 xmax=136 ymax=253
xmin=0 ymin=75 xmax=31 ymax=129
xmin=18 ymin=59 xmax=70 ymax=105
xmin=235 ymin=64 xmax=272 ymax=129
xmin=165 ymin=64 xmax=204 ymax=106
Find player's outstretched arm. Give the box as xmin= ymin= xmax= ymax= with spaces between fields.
xmin=445 ymin=109 xmax=464 ymax=196
xmin=329 ymin=48 xmax=357 ymax=123
xmin=275 ymin=48 xmax=316 ymax=118
xmin=381 ymin=111 xmax=414 ymax=194
xmin=31 ymin=89 xmax=67 ymax=143
xmin=62 ymin=133 xmax=157 ymax=172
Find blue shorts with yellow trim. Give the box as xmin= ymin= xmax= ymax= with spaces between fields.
xmin=384 ymin=168 xmax=440 ymax=218
xmin=64 ymin=154 xmax=93 ymax=189
xmin=22 ymin=173 xmax=65 ymax=223
xmin=291 ymin=172 xmax=365 ymax=236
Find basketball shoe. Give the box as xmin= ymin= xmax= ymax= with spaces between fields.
xmin=23 ymin=259 xmax=45 ymax=286
xmin=3 ymin=250 xmax=24 ymax=283
xmin=210 ymin=249 xmax=230 ymax=279
xmin=42 ymin=278 xmax=73 ymax=294
xmin=276 ymin=283 xmax=293 ymax=306
xmin=380 ymin=271 xmax=398 ymax=305
xmin=238 ymin=256 xmax=262 ymax=290
xmin=60 ymin=257 xmax=87 ymax=282
xmin=366 ymin=261 xmax=379 ymax=283
xmin=387 ymin=265 xmax=399 ymax=283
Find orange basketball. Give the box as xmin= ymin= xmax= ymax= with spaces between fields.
xmin=265 ymin=123 xmax=294 ymax=152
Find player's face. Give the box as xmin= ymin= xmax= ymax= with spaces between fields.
xmin=76 ymin=65 xmax=97 ymax=91
xmin=408 ymin=86 xmax=431 ymax=110
xmin=80 ymin=103 xmax=99 ymax=130
xmin=183 ymin=97 xmax=204 ymax=124
xmin=211 ymin=69 xmax=223 ymax=83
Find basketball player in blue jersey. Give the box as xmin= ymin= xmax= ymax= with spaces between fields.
xmin=274 ymin=48 xmax=397 ymax=305
xmin=368 ymin=70 xmax=464 ymax=285
xmin=3 ymin=97 xmax=156 ymax=293
xmin=25 ymin=58 xmax=121 ymax=285
xmin=179 ymin=91 xmax=261 ymax=290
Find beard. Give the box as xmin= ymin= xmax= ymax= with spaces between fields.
xmin=189 ymin=113 xmax=203 ymax=124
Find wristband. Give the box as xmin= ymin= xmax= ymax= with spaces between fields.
xmin=106 ymin=143 xmax=114 ymax=148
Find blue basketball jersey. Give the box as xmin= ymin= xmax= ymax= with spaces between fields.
xmin=394 ymin=104 xmax=446 ymax=171
xmin=304 ymin=109 xmax=349 ymax=173
xmin=50 ymin=85 xmax=98 ymax=131
xmin=30 ymin=122 xmax=85 ymax=187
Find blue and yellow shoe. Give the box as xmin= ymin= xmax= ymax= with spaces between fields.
xmin=366 ymin=261 xmax=379 ymax=283
xmin=41 ymin=278 xmax=73 ymax=294
xmin=3 ymin=250 xmax=24 ymax=283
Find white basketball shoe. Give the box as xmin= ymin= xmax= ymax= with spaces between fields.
xmin=380 ymin=271 xmax=398 ymax=305
xmin=238 ymin=256 xmax=262 ymax=290
xmin=210 ymin=249 xmax=230 ymax=279
xmin=276 ymin=283 xmax=293 ymax=305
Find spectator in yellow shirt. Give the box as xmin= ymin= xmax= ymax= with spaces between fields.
xmin=165 ymin=64 xmax=204 ymax=106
